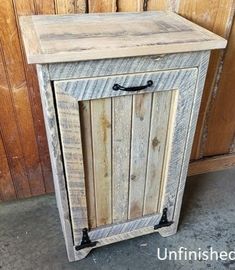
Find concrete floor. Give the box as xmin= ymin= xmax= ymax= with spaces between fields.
xmin=0 ymin=168 xmax=235 ymax=270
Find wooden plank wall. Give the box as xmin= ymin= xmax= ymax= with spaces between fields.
xmin=0 ymin=0 xmax=234 ymax=201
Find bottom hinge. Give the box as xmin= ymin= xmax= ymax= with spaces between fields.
xmin=154 ymin=208 xmax=174 ymax=230
xmin=75 ymin=228 xmax=98 ymax=251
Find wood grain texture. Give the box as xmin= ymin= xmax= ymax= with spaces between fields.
xmin=19 ymin=11 xmax=226 ymax=64
xmin=55 ymin=90 xmax=88 ymax=245
xmin=36 ymin=64 xmax=75 ymax=261
xmin=91 ymin=98 xmax=112 ymax=227
xmin=0 ymin=0 xmax=46 ymax=196
xmin=169 ymin=51 xmax=210 ymax=232
xmin=56 ymin=0 xmax=87 ymax=14
xmin=49 ymin=52 xmax=203 ymax=80
xmin=188 ymin=153 xmax=235 ymax=176
xmin=128 ymin=93 xmax=152 ymax=219
xmin=14 ymin=0 xmax=54 ymax=193
xmin=54 ymin=67 xmax=202 ymax=101
xmin=0 ymin=132 xmax=16 ymax=201
xmin=79 ymin=101 xmax=96 ymax=228
xmin=112 ymin=95 xmax=132 ymax=223
xmin=178 ymin=0 xmax=235 ymax=159
xmin=117 ymin=0 xmax=143 ymax=12
xmin=204 ymin=19 xmax=235 ymax=156
xmin=89 ymin=0 xmax=116 ymax=12
xmin=143 ymin=91 xmax=172 ymax=215
xmin=0 ymin=39 xmax=31 ymax=198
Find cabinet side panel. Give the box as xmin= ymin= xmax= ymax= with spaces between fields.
xmin=36 ymin=64 xmax=75 ymax=261
xmin=170 ymin=51 xmax=211 ymax=232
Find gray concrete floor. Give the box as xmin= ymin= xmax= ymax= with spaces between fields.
xmin=0 ymin=168 xmax=235 ymax=270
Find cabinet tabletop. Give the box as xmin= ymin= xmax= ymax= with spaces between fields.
xmin=19 ymin=11 xmax=226 ymax=64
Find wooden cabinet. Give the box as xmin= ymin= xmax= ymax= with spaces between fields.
xmin=19 ymin=11 xmax=226 ymax=261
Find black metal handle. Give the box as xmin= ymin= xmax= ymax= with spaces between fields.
xmin=113 ymin=80 xmax=153 ymax=92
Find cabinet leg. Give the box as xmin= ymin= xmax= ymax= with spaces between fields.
xmin=157 ymin=223 xmax=177 ymax=238
xmin=74 ymin=248 xmax=93 ymax=261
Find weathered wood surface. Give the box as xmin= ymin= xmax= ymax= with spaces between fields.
xmin=54 ymin=89 xmax=88 ymax=245
xmin=79 ymin=101 xmax=97 ymax=228
xmin=54 ymin=68 xmax=199 ymax=101
xmin=128 ymin=93 xmax=152 ymax=219
xmin=91 ymin=98 xmax=112 ymax=227
xmin=112 ymin=95 xmax=132 ymax=223
xmin=36 ymin=64 xmax=75 ymax=261
xmin=19 ymin=11 xmax=226 ymax=64
xmin=143 ymin=91 xmax=172 ymax=215
xmin=49 ymin=52 xmax=203 ymax=80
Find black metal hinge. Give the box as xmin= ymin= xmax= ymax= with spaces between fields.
xmin=154 ymin=208 xmax=174 ymax=230
xmin=75 ymin=228 xmax=98 ymax=251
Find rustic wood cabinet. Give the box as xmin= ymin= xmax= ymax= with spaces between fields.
xmin=20 ymin=11 xmax=226 ymax=261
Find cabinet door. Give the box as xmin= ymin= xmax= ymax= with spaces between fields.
xmin=53 ymin=68 xmax=198 ymax=253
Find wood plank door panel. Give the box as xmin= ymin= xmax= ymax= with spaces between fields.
xmin=54 ymin=67 xmax=198 ymax=247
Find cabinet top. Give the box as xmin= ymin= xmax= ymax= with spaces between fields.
xmin=19 ymin=11 xmax=226 ymax=64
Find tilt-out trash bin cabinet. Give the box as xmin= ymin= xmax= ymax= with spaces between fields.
xmin=19 ymin=11 xmax=226 ymax=261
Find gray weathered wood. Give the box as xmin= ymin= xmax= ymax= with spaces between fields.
xmin=19 ymin=11 xmax=226 ymax=64
xmin=36 ymin=64 xmax=75 ymax=261
xmin=48 ymin=52 xmax=203 ymax=80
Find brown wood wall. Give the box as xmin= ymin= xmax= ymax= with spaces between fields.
xmin=0 ymin=0 xmax=234 ymax=201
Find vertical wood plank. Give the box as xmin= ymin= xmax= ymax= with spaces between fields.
xmin=88 ymin=0 xmax=116 ymax=12
xmin=128 ymin=93 xmax=152 ymax=219
xmin=0 ymin=43 xmax=31 ymax=198
xmin=34 ymin=0 xmax=56 ymax=14
xmin=146 ymin=0 xmax=167 ymax=10
xmin=91 ymin=99 xmax=112 ymax=226
xmin=0 ymin=131 xmax=16 ymax=201
xmin=112 ymin=95 xmax=132 ymax=223
xmin=0 ymin=0 xmax=46 ymax=196
xmin=14 ymin=0 xmax=54 ymax=194
xmin=55 ymin=0 xmax=87 ymax=14
xmin=143 ymin=91 xmax=172 ymax=215
xmin=178 ymin=0 xmax=235 ymax=159
xmin=204 ymin=20 xmax=235 ymax=155
xmin=55 ymin=90 xmax=88 ymax=243
xmin=79 ymin=101 xmax=96 ymax=228
xmin=157 ymin=90 xmax=178 ymax=212
xmin=117 ymin=0 xmax=143 ymax=11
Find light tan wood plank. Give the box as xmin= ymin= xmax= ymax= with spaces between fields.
xmin=56 ymin=0 xmax=87 ymax=14
xmin=89 ymin=0 xmax=116 ymax=13
xmin=188 ymin=153 xmax=235 ymax=176
xmin=79 ymin=101 xmax=96 ymax=228
xmin=19 ymin=11 xmax=226 ymax=64
xmin=143 ymin=91 xmax=172 ymax=215
xmin=112 ymin=95 xmax=132 ymax=223
xmin=91 ymin=98 xmax=112 ymax=226
xmin=117 ymin=0 xmax=143 ymax=12
xmin=128 ymin=93 xmax=152 ymax=219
